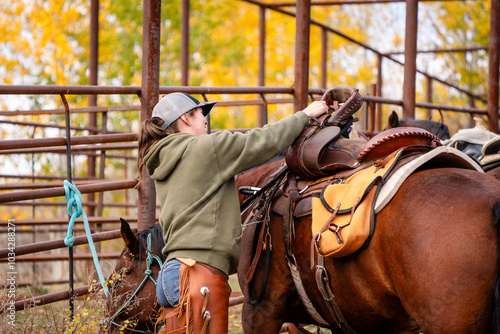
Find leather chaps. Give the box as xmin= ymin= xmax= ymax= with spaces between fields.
xmin=156 ymin=262 xmax=231 ymax=334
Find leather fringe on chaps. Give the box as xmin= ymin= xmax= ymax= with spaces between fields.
xmin=178 ymin=264 xmax=193 ymax=333
xmin=156 ymin=262 xmax=231 ymax=334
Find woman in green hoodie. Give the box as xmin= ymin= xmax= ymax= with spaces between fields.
xmin=137 ymin=92 xmax=327 ymax=333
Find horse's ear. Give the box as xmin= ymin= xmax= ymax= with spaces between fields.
xmin=388 ymin=111 xmax=399 ymax=128
xmin=120 ymin=218 xmax=139 ymax=256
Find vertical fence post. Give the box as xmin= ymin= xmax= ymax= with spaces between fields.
xmin=376 ymin=53 xmax=383 ymax=131
xmin=369 ymin=84 xmax=376 ymax=135
xmin=403 ymin=0 xmax=418 ymax=119
xmin=321 ymin=27 xmax=328 ymax=89
xmin=294 ymin=0 xmax=311 ymax=112
xmin=426 ymin=76 xmax=433 ymax=119
xmin=488 ymin=0 xmax=500 ymax=133
xmin=138 ymin=0 xmax=161 ymax=231
xmin=258 ymin=5 xmax=267 ymax=126
xmin=181 ymin=0 xmax=189 ymax=86
xmin=467 ymin=95 xmax=476 ymax=128
xmin=363 ymin=97 xmax=369 ymax=133
xmin=87 ymin=0 xmax=99 ymax=218
xmin=61 ymin=94 xmax=74 ymax=319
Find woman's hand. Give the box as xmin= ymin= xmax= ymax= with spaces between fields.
xmin=301 ymin=101 xmax=328 ymax=118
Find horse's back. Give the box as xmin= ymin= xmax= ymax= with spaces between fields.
xmin=238 ymin=160 xmax=500 ymax=333
xmin=374 ymin=168 xmax=500 ymax=333
xmin=293 ymin=168 xmax=500 ymax=333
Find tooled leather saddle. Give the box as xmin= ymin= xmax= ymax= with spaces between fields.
xmin=285 ymin=85 xmax=440 ymax=181
xmin=279 ymin=86 xmax=442 ymax=261
xmin=285 ymin=85 xmax=364 ymax=180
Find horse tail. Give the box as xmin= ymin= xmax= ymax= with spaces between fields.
xmin=492 ymin=202 xmax=500 ymax=333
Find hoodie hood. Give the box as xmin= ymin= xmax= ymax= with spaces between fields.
xmin=143 ymin=133 xmax=196 ymax=181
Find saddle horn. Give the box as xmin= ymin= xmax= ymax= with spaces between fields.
xmin=321 ymin=86 xmax=363 ymax=126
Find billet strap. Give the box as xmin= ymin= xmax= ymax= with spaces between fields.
xmin=283 ymin=172 xmax=301 ymax=264
xmin=245 ymin=217 xmax=267 ymax=283
xmin=482 ymin=159 xmax=500 ymax=172
xmin=315 ymin=255 xmax=357 ymax=334
xmin=247 ymin=230 xmax=272 ymax=306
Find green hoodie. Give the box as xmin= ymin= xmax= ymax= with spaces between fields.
xmin=143 ymin=111 xmax=309 ymax=275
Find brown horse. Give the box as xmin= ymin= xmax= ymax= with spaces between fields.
xmin=486 ymin=164 xmax=500 ymax=181
xmin=103 ymin=218 xmax=165 ymax=333
xmin=236 ymin=155 xmax=500 ymax=333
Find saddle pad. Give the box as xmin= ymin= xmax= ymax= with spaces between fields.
xmin=482 ymin=135 xmax=500 ymax=156
xmin=481 ymin=136 xmax=500 ymax=166
xmin=311 ymin=149 xmax=402 ymax=258
xmin=482 ymin=153 xmax=500 ymax=166
xmin=374 ymin=146 xmax=483 ymax=213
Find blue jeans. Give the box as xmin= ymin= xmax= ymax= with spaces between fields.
xmin=156 ymin=259 xmax=181 ymax=307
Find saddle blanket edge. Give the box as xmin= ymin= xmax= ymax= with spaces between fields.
xmin=374 ymin=146 xmax=483 ymax=214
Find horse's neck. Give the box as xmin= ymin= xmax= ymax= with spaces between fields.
xmin=401 ymin=119 xmax=448 ymax=139
xmin=240 ymin=159 xmax=286 ymax=187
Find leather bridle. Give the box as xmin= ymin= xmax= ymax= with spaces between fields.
xmin=103 ymin=233 xmax=163 ymax=333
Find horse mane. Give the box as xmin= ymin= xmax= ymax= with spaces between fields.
xmin=120 ymin=224 xmax=166 ymax=263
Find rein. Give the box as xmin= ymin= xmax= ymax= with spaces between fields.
xmin=241 ymin=166 xmax=287 ymax=306
xmin=103 ymin=233 xmax=164 ymax=333
xmin=240 ymin=165 xmax=289 ymax=213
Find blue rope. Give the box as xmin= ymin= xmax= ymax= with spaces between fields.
xmin=63 ymin=180 xmax=109 ymax=297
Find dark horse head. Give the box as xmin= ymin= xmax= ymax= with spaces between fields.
xmin=386 ymin=110 xmax=450 ymax=140
xmin=103 ymin=218 xmax=166 ymax=333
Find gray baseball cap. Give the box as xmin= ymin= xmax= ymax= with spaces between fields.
xmin=152 ymin=92 xmax=217 ymax=130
